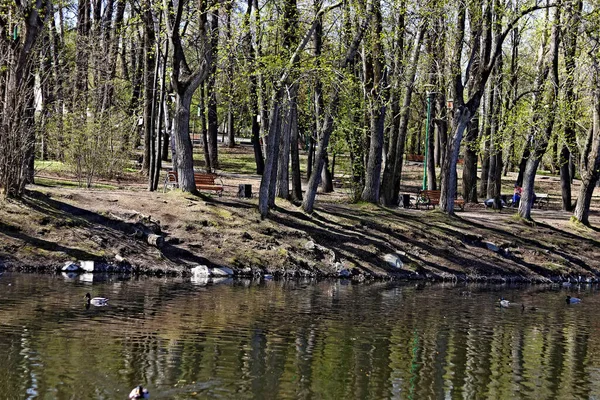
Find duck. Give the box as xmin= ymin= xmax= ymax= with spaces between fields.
xmin=566 ymin=295 xmax=581 ymax=304
xmin=129 ymin=385 xmax=150 ymax=399
xmin=499 ymin=298 xmax=510 ymax=308
xmin=85 ymin=293 xmax=109 ymax=306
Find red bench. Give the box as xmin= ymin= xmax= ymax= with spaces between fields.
xmin=406 ymin=154 xmax=425 ymax=162
xmin=416 ymin=190 xmax=465 ymax=211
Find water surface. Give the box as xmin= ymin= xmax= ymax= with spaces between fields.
xmin=0 ymin=273 xmax=598 ymax=399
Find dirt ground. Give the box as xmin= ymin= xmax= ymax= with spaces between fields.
xmin=1 ymin=146 xmax=599 ymax=282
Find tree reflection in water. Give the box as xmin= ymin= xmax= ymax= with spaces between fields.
xmin=0 ymin=274 xmax=598 ymax=399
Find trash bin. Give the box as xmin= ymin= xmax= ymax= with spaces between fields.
xmin=402 ymin=194 xmax=411 ymax=208
xmin=238 ymin=184 xmax=252 ymax=198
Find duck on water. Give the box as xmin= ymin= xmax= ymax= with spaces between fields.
xmin=129 ymin=385 xmax=150 ymax=399
xmin=85 ymin=293 xmax=109 ymax=306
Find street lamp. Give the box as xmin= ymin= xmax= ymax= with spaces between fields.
xmin=423 ymin=90 xmax=437 ymax=190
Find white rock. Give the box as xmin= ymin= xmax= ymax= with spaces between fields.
xmin=191 ymin=276 xmax=209 ymax=286
xmin=79 ymin=273 xmax=94 ymax=283
xmin=62 ymin=262 xmax=81 ymax=272
xmin=191 ymin=265 xmax=210 ymax=277
xmin=80 ymin=261 xmax=95 ymax=272
xmin=304 ymin=241 xmax=316 ymax=251
xmin=240 ymin=267 xmax=252 ymax=274
xmin=211 ymin=266 xmax=234 ymax=277
xmin=211 ymin=277 xmax=233 ymax=285
xmin=383 ymin=253 xmax=403 ymax=269
xmin=61 ymin=272 xmax=78 ymax=280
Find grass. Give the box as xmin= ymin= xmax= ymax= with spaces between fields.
xmin=35 ymin=177 xmax=118 ymax=190
xmin=34 ymin=160 xmax=69 ymax=174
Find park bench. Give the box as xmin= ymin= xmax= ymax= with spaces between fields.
xmin=416 ymin=189 xmax=465 ymax=211
xmin=504 ymin=193 xmax=549 ymax=209
xmin=406 ymin=154 xmax=425 ymax=163
xmin=163 ymin=170 xmax=224 ymax=195
xmin=533 ymin=193 xmax=549 ymax=209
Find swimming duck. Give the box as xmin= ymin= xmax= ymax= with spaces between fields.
xmin=566 ymin=295 xmax=581 ymax=304
xmin=499 ymin=298 xmax=510 ymax=308
xmin=85 ymin=293 xmax=109 ymax=306
xmin=129 ymin=385 xmax=150 ymax=399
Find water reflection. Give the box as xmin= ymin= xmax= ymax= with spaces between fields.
xmin=0 ymin=273 xmax=598 ymax=399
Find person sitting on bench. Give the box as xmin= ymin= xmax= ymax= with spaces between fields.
xmin=512 ymin=185 xmax=522 ymax=207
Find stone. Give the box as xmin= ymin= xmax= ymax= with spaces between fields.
xmin=483 ymin=242 xmax=499 ymax=252
xmin=80 ymin=260 xmax=95 ymax=272
xmin=241 ymin=232 xmax=253 ymax=240
xmin=212 ymin=277 xmax=233 ymax=285
xmin=61 ymin=272 xmax=78 ymax=280
xmin=383 ymin=253 xmax=403 ymax=269
xmin=304 ymin=241 xmax=316 ymax=251
xmin=211 ymin=266 xmax=234 ymax=277
xmin=191 ymin=276 xmax=209 ymax=286
xmin=191 ymin=265 xmax=210 ymax=277
xmin=62 ymin=262 xmax=81 ymax=272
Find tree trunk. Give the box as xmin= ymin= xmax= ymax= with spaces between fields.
xmin=289 ymin=85 xmax=302 ymax=201
xmin=173 ymin=92 xmax=197 ymax=192
xmin=142 ymin=4 xmax=156 ymax=175
xmin=207 ymin=11 xmax=219 ymax=170
xmin=479 ymin=90 xmax=491 ymax=198
xmin=276 ymin=93 xmax=291 ymax=200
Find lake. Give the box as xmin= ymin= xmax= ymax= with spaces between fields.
xmin=0 ymin=272 xmax=598 ymax=399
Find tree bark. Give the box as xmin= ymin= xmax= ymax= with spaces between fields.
xmin=207 ymin=10 xmax=220 ymax=170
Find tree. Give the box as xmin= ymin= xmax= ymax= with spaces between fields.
xmin=518 ymin=7 xmax=560 ymax=220
xmin=164 ymin=0 xmax=214 ymax=193
xmin=439 ymin=1 xmax=554 ymax=214
xmin=0 ymin=0 xmax=49 ymax=197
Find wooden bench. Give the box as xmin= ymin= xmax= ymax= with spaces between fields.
xmin=416 ymin=189 xmax=465 ymax=211
xmin=406 ymin=154 xmax=425 ymax=163
xmin=533 ymin=193 xmax=549 ymax=209
xmin=163 ymin=170 xmax=224 ymax=195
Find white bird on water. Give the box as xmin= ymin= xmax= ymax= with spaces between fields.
xmin=84 ymin=293 xmax=109 ymax=306
xmin=129 ymin=385 xmax=150 ymax=399
xmin=499 ymin=298 xmax=510 ymax=308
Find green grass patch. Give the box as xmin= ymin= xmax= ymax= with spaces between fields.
xmin=34 ymin=177 xmax=118 ymax=190
xmin=34 ymin=160 xmax=69 ymax=174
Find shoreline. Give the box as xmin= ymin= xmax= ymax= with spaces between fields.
xmin=1 ymin=185 xmax=599 ymax=285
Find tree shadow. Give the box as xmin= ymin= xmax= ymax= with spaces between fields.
xmin=0 ymin=220 xmax=98 ymax=261
xmin=15 ymin=191 xmax=213 ymax=269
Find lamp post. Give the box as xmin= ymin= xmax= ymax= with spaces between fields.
xmin=422 ymin=91 xmax=436 ymax=190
